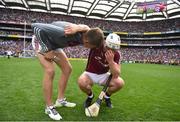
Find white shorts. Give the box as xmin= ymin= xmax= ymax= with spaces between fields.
xmin=84 ymin=71 xmax=110 ymax=85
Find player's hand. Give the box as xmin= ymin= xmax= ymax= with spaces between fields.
xmin=105 ymin=50 xmax=114 ymax=64
xmin=64 ymin=24 xmax=78 ymax=35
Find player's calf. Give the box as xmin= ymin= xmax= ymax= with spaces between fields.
xmin=104 ymin=77 xmax=124 ymax=108
xmin=84 ymin=92 xmax=94 ymax=108
xmin=104 ymin=92 xmax=113 ymax=108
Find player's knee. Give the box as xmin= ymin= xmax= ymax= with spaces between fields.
xmin=78 ymin=77 xmax=84 ymax=87
xmin=78 ymin=76 xmax=88 ymax=88
xmin=45 ymin=68 xmax=55 ymax=77
xmin=115 ymin=77 xmax=125 ymax=89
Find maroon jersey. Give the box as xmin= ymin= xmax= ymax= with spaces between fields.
xmin=86 ymin=46 xmax=120 ymax=74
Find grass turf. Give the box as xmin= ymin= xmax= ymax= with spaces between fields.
xmin=0 ymin=57 xmax=180 ymax=121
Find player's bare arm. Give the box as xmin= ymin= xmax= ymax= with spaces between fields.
xmin=64 ymin=24 xmax=90 ymax=35
xmin=105 ymin=50 xmax=120 ymax=78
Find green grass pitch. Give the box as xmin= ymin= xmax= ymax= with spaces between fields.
xmin=0 ymin=57 xmax=180 ymax=121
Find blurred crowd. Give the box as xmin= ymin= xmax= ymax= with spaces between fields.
xmin=0 ymin=8 xmax=179 ymax=32
xmin=0 ymin=40 xmax=179 ymax=65
xmin=0 ymin=40 xmax=89 ymax=58
xmin=0 ymin=40 xmax=33 ymax=57
xmin=63 ymin=46 xmax=89 ymax=58
xmin=0 ymin=8 xmax=179 ymax=65
xmin=122 ymin=40 xmax=180 ymax=44
xmin=0 ymin=31 xmax=32 ymax=36
xmin=121 ymin=47 xmax=179 ymax=65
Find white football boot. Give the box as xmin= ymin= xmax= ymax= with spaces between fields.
xmin=54 ymin=98 xmax=76 ymax=108
xmin=45 ymin=106 xmax=62 ymax=120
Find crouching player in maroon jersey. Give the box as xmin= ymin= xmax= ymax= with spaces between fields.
xmin=78 ymin=33 xmax=125 ymax=108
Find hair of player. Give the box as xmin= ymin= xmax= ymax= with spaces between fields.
xmin=86 ymin=27 xmax=104 ymax=47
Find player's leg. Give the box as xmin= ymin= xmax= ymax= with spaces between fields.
xmin=78 ymin=72 xmax=94 ymax=107
xmin=78 ymin=72 xmax=94 ymax=95
xmin=37 ymin=53 xmax=62 ymax=120
xmin=37 ymin=53 xmax=55 ymax=106
xmin=106 ymin=76 xmax=124 ymax=95
xmin=105 ymin=76 xmax=124 ymax=108
xmin=53 ymin=49 xmax=76 ymax=108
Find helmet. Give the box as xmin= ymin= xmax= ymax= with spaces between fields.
xmin=105 ymin=33 xmax=121 ymax=50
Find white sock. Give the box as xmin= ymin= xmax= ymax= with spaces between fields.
xmin=57 ymin=98 xmax=66 ymax=103
xmin=47 ymin=105 xmax=54 ymax=109
xmin=104 ymin=94 xmax=110 ymax=99
xmin=88 ymin=93 xmax=94 ymax=98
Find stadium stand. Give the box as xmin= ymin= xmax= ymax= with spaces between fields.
xmin=0 ymin=8 xmax=179 ymax=65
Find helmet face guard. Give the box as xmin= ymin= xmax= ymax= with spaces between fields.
xmin=105 ymin=33 xmax=121 ymax=50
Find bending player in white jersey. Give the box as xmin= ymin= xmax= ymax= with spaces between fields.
xmin=31 ymin=21 xmax=104 ymax=120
